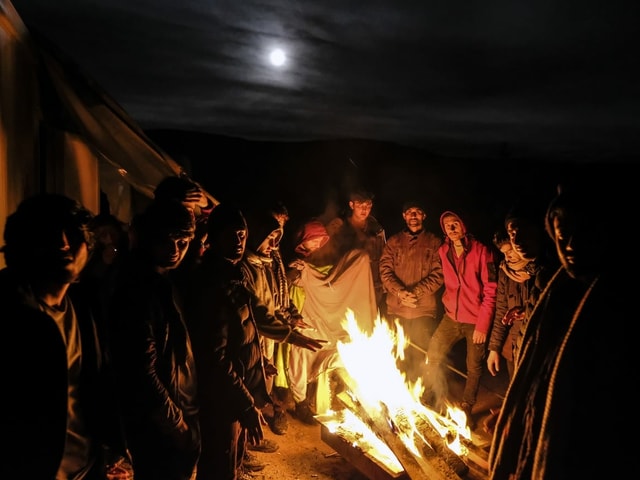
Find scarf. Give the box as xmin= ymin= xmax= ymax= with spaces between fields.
xmin=500 ymin=257 xmax=532 ymax=283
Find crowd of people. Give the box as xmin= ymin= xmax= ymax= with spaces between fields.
xmin=1 ymin=167 xmax=632 ymax=480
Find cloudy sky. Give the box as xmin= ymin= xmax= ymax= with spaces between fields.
xmin=11 ymin=0 xmax=640 ymax=159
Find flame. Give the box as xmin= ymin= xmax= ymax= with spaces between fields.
xmin=334 ymin=309 xmax=471 ymax=460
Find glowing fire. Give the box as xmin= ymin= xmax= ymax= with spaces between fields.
xmin=324 ymin=309 xmax=471 ymax=465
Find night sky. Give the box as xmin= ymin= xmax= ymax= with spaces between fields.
xmin=10 ymin=0 xmax=640 ymax=159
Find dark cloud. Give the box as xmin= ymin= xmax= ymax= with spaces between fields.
xmin=11 ymin=0 xmax=640 ymax=158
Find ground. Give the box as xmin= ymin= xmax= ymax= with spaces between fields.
xmin=250 ymin=404 xmax=370 ymax=480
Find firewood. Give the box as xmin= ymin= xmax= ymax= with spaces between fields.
xmin=336 ymin=392 xmax=462 ymax=480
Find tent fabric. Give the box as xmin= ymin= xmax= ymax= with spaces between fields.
xmin=1 ymin=0 xmax=217 ymax=261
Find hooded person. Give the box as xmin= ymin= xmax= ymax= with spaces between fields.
xmin=421 ymin=210 xmax=497 ymax=429
xmin=286 ymin=217 xmax=378 ymax=424
xmin=240 ymin=210 xmax=290 ymax=441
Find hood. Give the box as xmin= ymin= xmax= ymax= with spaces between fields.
xmin=439 ymin=210 xmax=470 ymax=248
xmin=294 ymin=219 xmax=330 ymax=257
xmin=439 ymin=210 xmax=467 ymax=235
xmin=245 ymin=210 xmax=282 ymax=252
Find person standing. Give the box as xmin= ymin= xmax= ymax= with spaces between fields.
xmin=422 ymin=210 xmax=497 ymax=429
xmin=379 ymin=200 xmax=444 ymax=385
xmin=0 ymin=193 xmax=130 ymax=479
xmin=489 ymin=174 xmax=632 ymax=479
xmin=487 ymin=200 xmax=558 ymax=381
xmin=108 ymin=200 xmax=201 ymax=480
xmin=287 ymin=218 xmax=378 ymax=423
xmin=329 ymin=188 xmax=387 ymax=316
xmin=184 ymin=204 xmax=324 ymax=480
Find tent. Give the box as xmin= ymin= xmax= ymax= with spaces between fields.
xmin=0 ymin=0 xmax=216 ymax=267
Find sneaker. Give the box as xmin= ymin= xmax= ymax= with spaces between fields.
xmin=247 ymin=438 xmax=279 ymax=453
xmin=295 ymin=401 xmax=318 ymax=426
xmin=243 ymin=451 xmax=265 ymax=472
xmin=270 ymin=410 xmax=289 ymax=435
xmin=460 ymin=402 xmax=476 ymax=430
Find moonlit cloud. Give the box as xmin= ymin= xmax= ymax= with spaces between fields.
xmin=11 ymin=0 xmax=640 ymax=159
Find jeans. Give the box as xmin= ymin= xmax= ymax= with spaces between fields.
xmin=424 ymin=314 xmax=486 ymax=408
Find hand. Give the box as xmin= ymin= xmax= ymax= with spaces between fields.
xmin=240 ymin=405 xmax=266 ymax=447
xmin=472 ymin=330 xmax=486 ymax=344
xmin=264 ymin=363 xmax=278 ymax=377
xmin=397 ymin=289 xmax=417 ymax=307
xmin=487 ymin=350 xmax=501 ymax=376
xmin=290 ymin=315 xmax=311 ymax=329
xmin=288 ymin=330 xmax=328 ymax=351
xmin=288 ymin=259 xmax=306 ymax=271
xmin=502 ymin=306 xmax=525 ymax=326
xmin=400 ymin=298 xmax=418 ymax=308
xmin=182 ymin=186 xmax=209 ymax=210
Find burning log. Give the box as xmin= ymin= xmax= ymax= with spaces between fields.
xmin=336 ymin=391 xmax=463 ymax=480
xmin=414 ymin=417 xmax=469 ymax=477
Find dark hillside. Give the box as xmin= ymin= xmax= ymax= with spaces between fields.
xmin=146 ymin=129 xmax=621 ymax=247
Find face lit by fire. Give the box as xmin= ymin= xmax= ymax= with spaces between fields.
xmin=217 ymin=225 xmax=247 ymax=263
xmin=349 ymin=200 xmax=373 ymax=224
xmin=151 ymin=234 xmax=193 ymax=271
xmin=499 ymin=241 xmax=522 ymax=264
xmin=257 ymin=229 xmax=281 ymax=257
xmin=442 ymin=215 xmax=464 ymax=243
xmin=551 ymin=211 xmax=596 ymax=280
xmin=403 ymin=207 xmax=425 ymax=232
xmin=506 ymin=218 xmax=541 ymax=261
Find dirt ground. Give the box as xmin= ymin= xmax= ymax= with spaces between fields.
xmin=248 ymin=353 xmax=509 ymax=480
xmin=251 ymin=408 xmax=368 ymax=480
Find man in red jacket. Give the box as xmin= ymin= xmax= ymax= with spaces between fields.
xmin=422 ymin=210 xmax=497 ymax=429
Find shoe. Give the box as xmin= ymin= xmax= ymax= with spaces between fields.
xmin=460 ymin=402 xmax=476 ymax=430
xmin=483 ymin=408 xmax=500 ymax=435
xmin=247 ymin=438 xmax=279 ymax=453
xmin=295 ymin=401 xmax=318 ymax=425
xmin=243 ymin=451 xmax=265 ymax=472
xmin=270 ymin=410 xmax=289 ymax=435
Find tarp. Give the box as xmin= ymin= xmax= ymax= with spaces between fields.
xmin=0 ymin=0 xmax=216 ymax=267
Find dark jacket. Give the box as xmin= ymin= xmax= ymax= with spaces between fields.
xmin=0 ymin=267 xmax=127 ymax=479
xmin=380 ymin=228 xmax=444 ymax=319
xmin=108 ymin=251 xmax=200 ymax=480
xmin=184 ymin=252 xmax=269 ymax=478
xmin=186 ymin=253 xmax=269 ymax=415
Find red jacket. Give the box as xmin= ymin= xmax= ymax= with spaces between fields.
xmin=438 ymin=211 xmax=497 ymax=334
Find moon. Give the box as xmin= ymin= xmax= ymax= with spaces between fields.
xmin=269 ymin=48 xmax=287 ymax=67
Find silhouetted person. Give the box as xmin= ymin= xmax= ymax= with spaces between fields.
xmin=489 ymin=172 xmax=633 ymax=479
xmin=0 ymin=193 xmax=130 ymax=479
xmin=108 ymin=200 xmax=201 ymax=480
